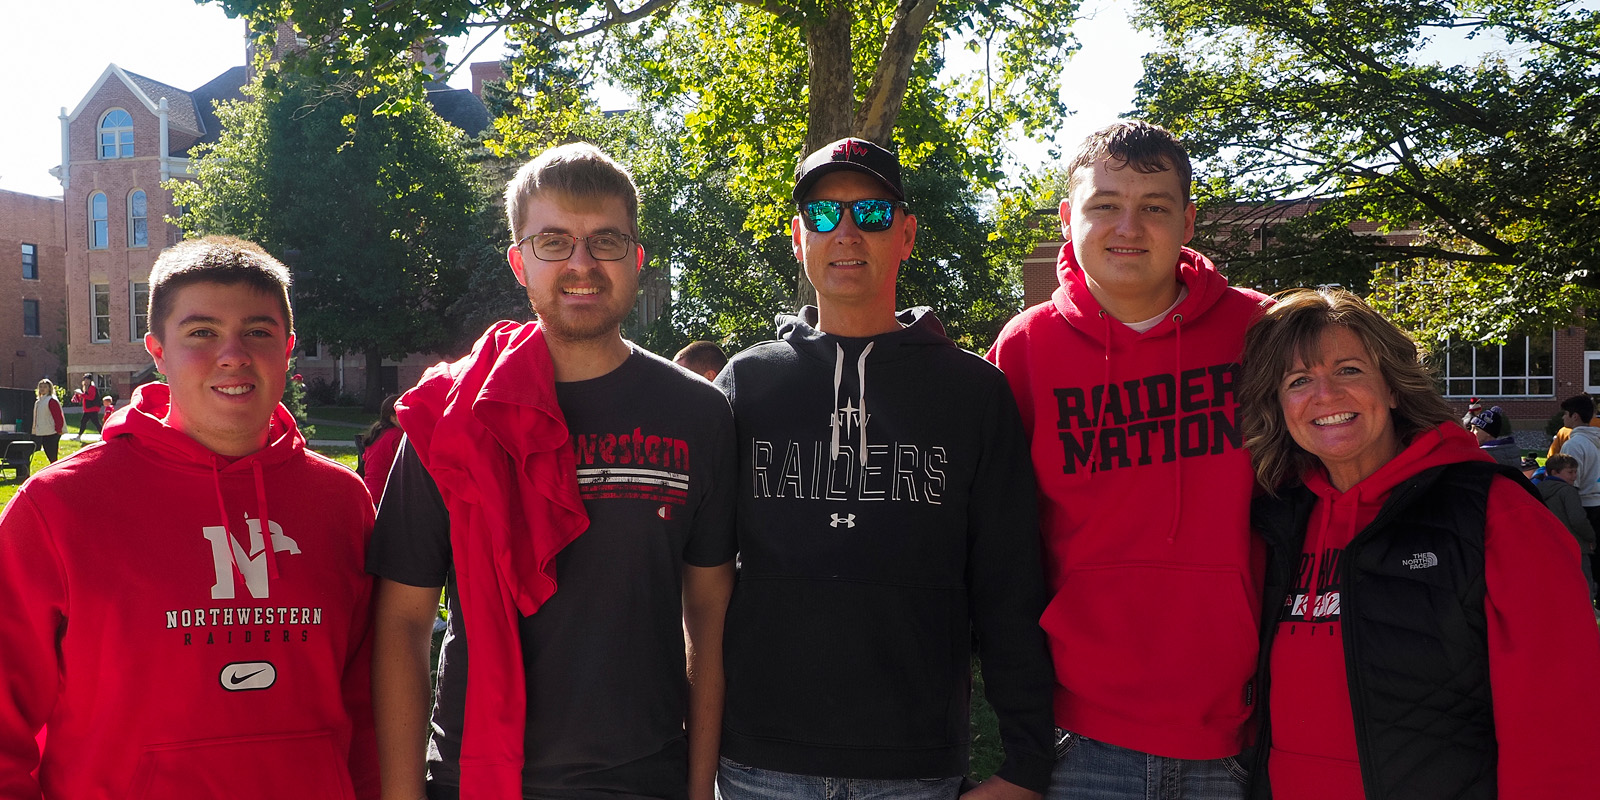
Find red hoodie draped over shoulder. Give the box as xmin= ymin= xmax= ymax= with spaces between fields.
xmin=987 ymin=244 xmax=1271 ymax=759
xmin=395 ymin=320 xmax=589 ymax=797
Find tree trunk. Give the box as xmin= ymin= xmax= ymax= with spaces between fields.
xmin=854 ymin=0 xmax=941 ymax=144
xmin=796 ymin=0 xmax=857 ymax=309
xmin=364 ymin=348 xmax=384 ymax=412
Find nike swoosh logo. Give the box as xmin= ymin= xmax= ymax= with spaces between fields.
xmin=229 ymin=669 xmax=266 ymax=685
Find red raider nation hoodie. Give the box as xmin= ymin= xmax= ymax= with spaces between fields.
xmin=1268 ymin=424 xmax=1600 ymax=799
xmin=986 ymin=244 xmax=1270 ymax=759
xmin=0 ymin=383 xmax=379 ymax=799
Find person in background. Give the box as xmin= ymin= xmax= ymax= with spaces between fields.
xmin=357 ymin=394 xmax=403 ymax=504
xmin=1546 ymin=393 xmax=1598 ymax=457
xmin=69 ymin=375 xmax=98 ymax=440
xmin=1554 ymin=394 xmax=1600 ymax=593
xmin=1240 ymin=287 xmax=1600 ymax=799
xmin=99 ymin=396 xmax=116 ymax=431
xmin=1467 ymin=405 xmax=1519 ymax=467
xmin=30 ymin=379 xmax=65 ymax=464
xmin=673 ymin=341 xmax=729 ymax=382
xmin=1538 ymin=453 xmax=1597 ymax=606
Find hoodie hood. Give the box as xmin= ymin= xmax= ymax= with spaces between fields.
xmin=1302 ymin=422 xmax=1492 ymax=505
xmin=103 ymin=381 xmax=305 ymax=471
xmin=774 ymin=305 xmax=954 ymax=463
xmin=103 ymin=381 xmax=306 ymax=592
xmin=1052 ymin=244 xmax=1237 ymax=343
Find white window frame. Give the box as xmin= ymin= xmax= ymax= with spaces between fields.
xmin=92 ymin=283 xmax=111 ymax=343
xmin=98 ymin=109 xmax=134 ymax=159
xmin=89 ymin=193 xmax=109 ymax=250
xmin=130 ymin=282 xmax=149 ymax=341
xmin=21 ymin=243 xmax=37 ymax=280
xmin=128 ymin=190 xmax=148 ymax=248
xmin=1441 ymin=333 xmax=1556 ymax=398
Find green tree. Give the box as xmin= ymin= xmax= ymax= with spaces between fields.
xmin=207 ymin=0 xmax=1081 ymax=303
xmin=173 ymin=67 xmax=487 ymax=410
xmin=1133 ymin=0 xmax=1600 ymax=339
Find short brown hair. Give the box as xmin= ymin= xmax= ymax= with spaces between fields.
xmin=147 ymin=236 xmax=293 ymax=340
xmin=673 ymin=340 xmax=728 ymax=375
xmin=504 ymin=143 xmax=640 ymax=241
xmin=1066 ymin=121 xmax=1193 ymax=202
xmin=1547 ymin=453 xmax=1580 ymax=474
xmin=1239 ymin=287 xmax=1456 ymax=492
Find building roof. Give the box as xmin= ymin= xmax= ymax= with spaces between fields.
xmin=120 ymin=69 xmax=203 ymax=136
xmin=425 ymin=83 xmax=491 ymax=135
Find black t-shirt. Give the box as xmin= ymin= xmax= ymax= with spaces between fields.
xmin=368 ymin=348 xmax=737 ymax=799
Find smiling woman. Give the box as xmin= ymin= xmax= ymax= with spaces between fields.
xmin=1235 ymin=287 xmax=1600 ymax=800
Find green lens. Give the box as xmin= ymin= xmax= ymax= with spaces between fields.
xmin=806 ymin=201 xmax=843 ymax=232
xmin=853 ymin=201 xmax=894 ymax=230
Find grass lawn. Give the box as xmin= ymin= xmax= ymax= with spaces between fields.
xmin=1 ymin=439 xmax=361 ymax=512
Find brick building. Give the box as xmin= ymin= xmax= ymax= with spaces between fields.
xmin=49 ymin=32 xmax=669 ymax=404
xmin=1016 ymin=203 xmax=1593 ymax=427
xmin=0 ymin=190 xmax=66 ymax=390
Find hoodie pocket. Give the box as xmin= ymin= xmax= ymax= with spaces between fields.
xmin=1043 ymin=563 xmax=1258 ymax=729
xmin=126 ymin=729 xmax=352 ymax=800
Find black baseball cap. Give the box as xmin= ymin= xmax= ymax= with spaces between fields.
xmin=792 ymin=137 xmax=906 ymax=204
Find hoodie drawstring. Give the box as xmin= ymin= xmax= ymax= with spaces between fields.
xmin=1167 ymin=314 xmax=1184 ymax=544
xmin=828 ymin=341 xmax=874 ymax=462
xmin=1305 ymin=496 xmax=1337 ymax=623
xmin=253 ymin=459 xmax=279 ymax=579
xmin=209 ymin=459 xmax=279 ymax=593
xmin=1084 ymin=311 xmax=1114 ymax=475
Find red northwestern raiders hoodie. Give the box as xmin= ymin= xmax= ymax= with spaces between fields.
xmin=0 ymin=382 xmax=379 ymax=799
xmin=1268 ymin=424 xmax=1600 ymax=799
xmin=987 ymin=244 xmax=1270 ymax=759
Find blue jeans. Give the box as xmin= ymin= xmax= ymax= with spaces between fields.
xmin=717 ymin=756 xmax=962 ymax=800
xmin=1045 ymin=730 xmax=1247 ymax=800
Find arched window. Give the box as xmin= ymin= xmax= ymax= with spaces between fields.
xmin=99 ymin=109 xmax=134 ymax=159
xmin=89 ymin=193 xmax=108 ymax=249
xmin=128 ymin=190 xmax=148 ymax=247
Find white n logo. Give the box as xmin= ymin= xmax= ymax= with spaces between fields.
xmin=202 ymin=516 xmax=302 ymax=600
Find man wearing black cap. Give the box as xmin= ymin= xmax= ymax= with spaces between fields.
xmin=712 ymin=138 xmax=1057 ymax=799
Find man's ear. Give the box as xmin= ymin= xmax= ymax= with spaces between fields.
xmin=507 ymin=243 xmax=529 ymax=287
xmin=791 ymin=216 xmax=805 ymax=263
xmin=145 ymin=332 xmax=165 ymax=370
xmin=636 ymin=244 xmax=645 ymax=273
xmin=285 ymin=331 xmax=296 ymax=357
xmin=1059 ymin=197 xmax=1072 ymax=240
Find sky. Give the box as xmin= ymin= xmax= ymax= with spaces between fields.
xmin=0 ymin=0 xmax=1155 ymax=198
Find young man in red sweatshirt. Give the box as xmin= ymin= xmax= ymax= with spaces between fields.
xmin=0 ymin=236 xmax=379 ymax=798
xmin=367 ymin=143 xmax=737 ymax=800
xmin=986 ymin=122 xmax=1269 ymax=799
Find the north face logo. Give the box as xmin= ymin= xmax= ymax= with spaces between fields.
xmin=1402 ymin=552 xmax=1439 ymax=570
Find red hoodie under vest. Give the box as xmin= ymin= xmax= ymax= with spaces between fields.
xmin=0 ymin=383 xmax=378 ymax=799
xmin=1268 ymin=423 xmax=1600 ymax=799
xmin=987 ymin=244 xmax=1270 ymax=759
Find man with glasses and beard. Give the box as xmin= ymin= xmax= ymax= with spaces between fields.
xmin=367 ymin=143 xmax=738 ymax=800
xmin=712 ymin=138 xmax=1056 ymax=799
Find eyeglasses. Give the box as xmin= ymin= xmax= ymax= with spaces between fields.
xmin=798 ymin=199 xmax=909 ymax=234
xmin=515 ymin=231 xmax=637 ymax=262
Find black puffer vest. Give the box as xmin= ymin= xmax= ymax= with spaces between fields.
xmin=1247 ymin=461 xmax=1536 ymax=800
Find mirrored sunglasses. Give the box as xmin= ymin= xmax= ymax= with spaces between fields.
xmin=799 ymin=199 xmax=908 ymax=233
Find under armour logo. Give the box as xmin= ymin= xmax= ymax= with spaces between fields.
xmin=830 ymin=513 xmax=857 ymax=528
xmin=1402 ymin=552 xmax=1439 ymax=570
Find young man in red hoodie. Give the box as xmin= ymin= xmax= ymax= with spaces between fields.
xmin=367 ymin=143 xmax=737 ymax=800
xmin=986 ymin=122 xmax=1269 ymax=799
xmin=0 ymin=236 xmax=379 ymax=798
